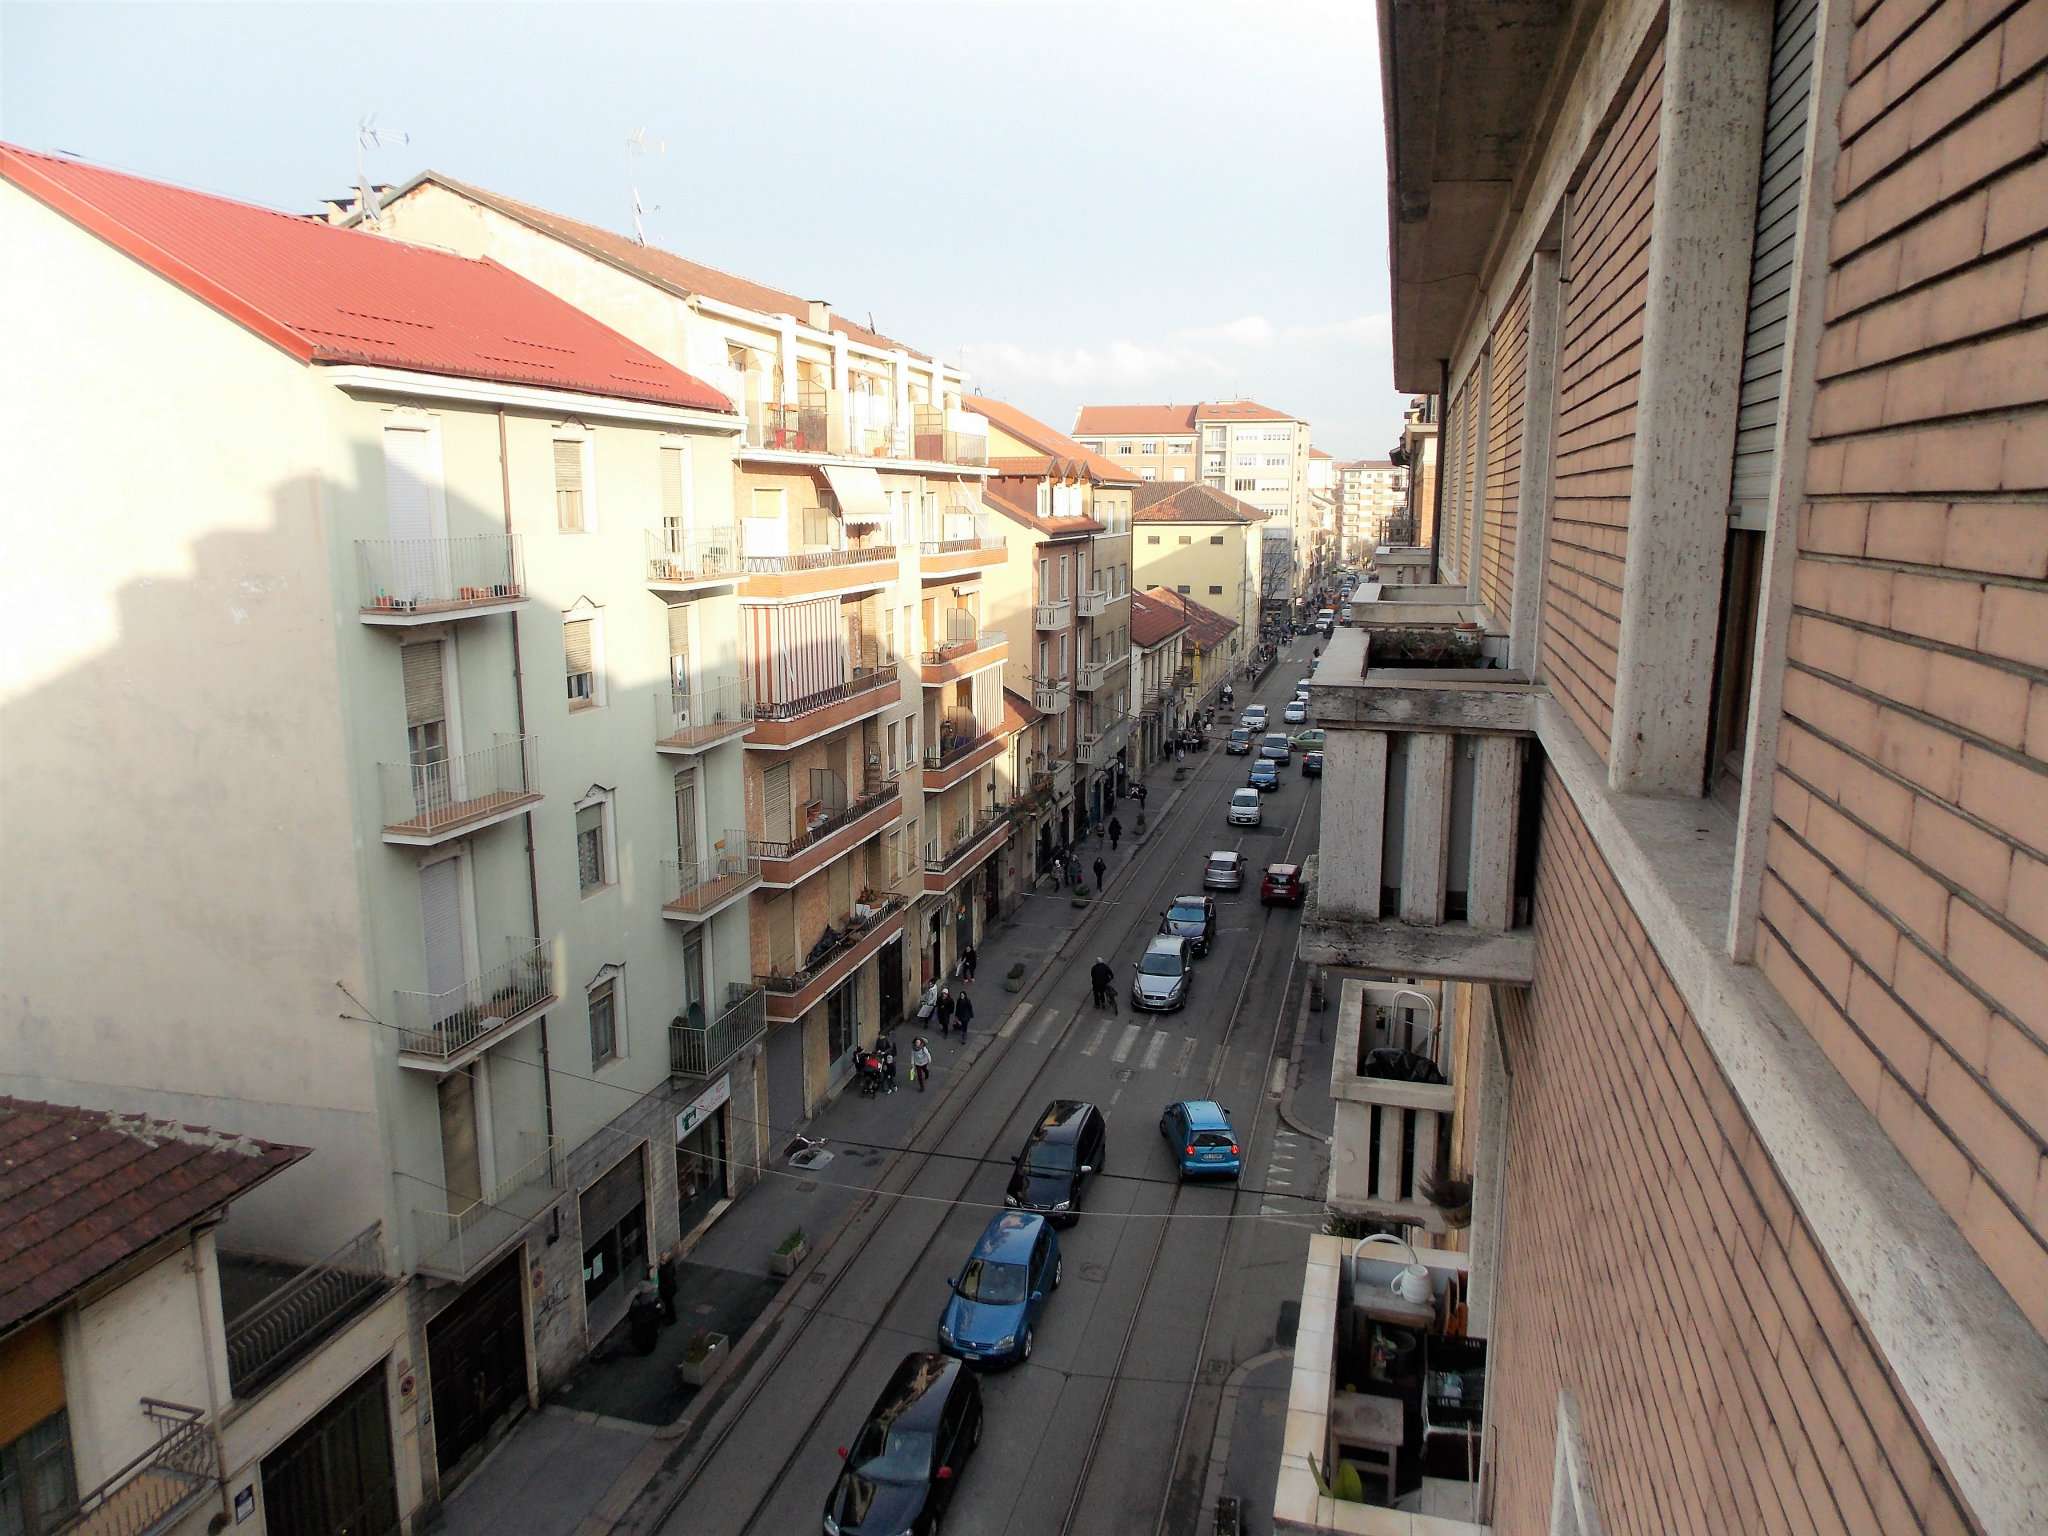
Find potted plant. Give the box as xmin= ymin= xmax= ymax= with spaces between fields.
xmin=770 ymin=1227 xmax=806 ymax=1277
xmin=1003 ymin=961 xmax=1027 ymax=994
xmin=677 ymin=1328 xmax=726 ymax=1387
xmin=1070 ymin=887 xmax=1091 ymax=910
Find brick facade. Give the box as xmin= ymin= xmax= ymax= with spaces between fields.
xmin=1481 ymin=277 xmax=1530 ymax=625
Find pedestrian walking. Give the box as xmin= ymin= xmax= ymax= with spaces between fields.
xmin=1093 ymin=856 xmax=1107 ymax=893
xmin=1108 ymin=816 xmax=1122 ymax=852
xmin=1134 ymin=783 xmax=1148 ymax=810
xmin=959 ymin=942 xmax=977 ymax=981
xmin=953 ymin=990 xmax=975 ymax=1039
xmin=1089 ymin=957 xmax=1114 ymax=1009
xmin=935 ymin=986 xmax=955 ymax=1038
xmin=911 ymin=1037 xmax=932 ymax=1091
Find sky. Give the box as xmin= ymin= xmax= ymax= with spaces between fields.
xmin=1 ymin=0 xmax=1410 ymax=458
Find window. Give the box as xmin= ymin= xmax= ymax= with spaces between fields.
xmin=564 ymin=612 xmax=600 ymax=707
xmin=1141 ymin=468 xmax=1157 ymax=481
xmin=576 ymin=790 xmax=614 ymax=893
xmin=1116 ymin=443 xmax=1134 ymax=456
xmin=1176 ymin=584 xmax=1190 ymax=595
xmin=660 ymin=442 xmax=692 ymax=543
xmin=402 ymin=642 xmax=448 ymax=786
xmin=1147 ymin=534 xmax=1161 ymax=545
xmin=1178 ymin=535 xmax=1192 ymax=546
xmin=554 ymin=437 xmax=590 ymax=532
xmin=1139 ymin=441 xmax=1157 ymax=454
xmin=588 ymin=970 xmax=619 ymax=1065
xmin=1210 ymin=535 xmax=1225 ymax=546
xmin=1208 ymin=585 xmax=1223 ymax=595
xmin=1170 ymin=467 xmax=1187 ymax=481
xmin=1234 ymin=478 xmax=1256 ymax=492
xmin=0 ymin=1408 xmax=77 ymax=1534
xmin=1265 ymin=455 xmax=1287 ymax=468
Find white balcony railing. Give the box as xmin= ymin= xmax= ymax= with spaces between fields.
xmin=1033 ymin=679 xmax=1072 ymax=714
xmin=670 ymin=983 xmax=768 ymax=1078
xmin=1077 ymin=583 xmax=1110 ymax=618
xmin=379 ymin=736 xmax=540 ymax=840
xmin=1034 ymin=598 xmax=1072 ymax=630
xmin=645 ymin=525 xmax=741 ymax=585
xmin=1077 ymin=654 xmax=1123 ymax=692
xmin=656 ymin=677 xmax=753 ymax=751
xmin=357 ymin=535 xmax=524 ymax=618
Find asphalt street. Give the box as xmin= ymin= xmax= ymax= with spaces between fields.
xmin=649 ymin=638 xmax=1329 ymax=1536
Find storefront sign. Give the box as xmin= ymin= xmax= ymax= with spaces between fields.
xmin=675 ymin=1074 xmax=731 ymax=1139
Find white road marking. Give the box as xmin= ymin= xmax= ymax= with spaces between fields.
xmin=1111 ymin=1024 xmax=1142 ymax=1064
xmin=1173 ymin=1037 xmax=1199 ymax=1076
xmin=1268 ymin=1059 xmax=1288 ymax=1095
xmin=1080 ymin=1021 xmax=1110 ymax=1057
xmin=1025 ymin=1006 xmax=1057 ymax=1046
xmin=1141 ymin=1030 xmax=1169 ymax=1071
xmin=1000 ymin=1002 xmax=1031 ymax=1039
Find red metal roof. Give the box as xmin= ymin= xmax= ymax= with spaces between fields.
xmin=0 ymin=1098 xmax=307 ymax=1334
xmin=966 ymin=395 xmax=1142 ymax=486
xmin=1 ymin=145 xmax=734 ymax=412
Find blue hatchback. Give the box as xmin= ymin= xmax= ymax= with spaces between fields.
xmin=938 ymin=1212 xmax=1061 ymax=1366
xmin=1248 ymin=760 xmax=1281 ymax=792
xmin=1160 ymin=1100 xmax=1243 ymax=1180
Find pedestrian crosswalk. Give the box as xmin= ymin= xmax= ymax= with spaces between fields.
xmin=1260 ymin=1128 xmax=1325 ymax=1213
xmin=993 ymin=1002 xmax=1265 ymax=1091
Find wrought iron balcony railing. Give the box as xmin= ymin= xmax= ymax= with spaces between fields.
xmin=670 ymin=983 xmax=767 ymax=1078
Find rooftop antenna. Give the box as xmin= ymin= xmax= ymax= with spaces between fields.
xmin=355 ymin=114 xmax=409 ymax=225
xmin=626 ymin=127 xmax=666 ymax=244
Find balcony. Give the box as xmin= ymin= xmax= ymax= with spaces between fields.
xmin=1328 ymin=980 xmax=1458 ymax=1232
xmin=1076 ymin=653 xmax=1123 ymax=693
xmin=756 ymin=892 xmax=911 ymax=1022
xmin=54 ymin=1400 xmax=218 ymax=1536
xmin=922 ymin=714 xmax=1007 ymax=792
xmin=670 ymin=982 xmax=767 ymax=1080
xmin=379 ymin=735 xmax=541 ymax=846
xmin=393 ymin=938 xmax=557 ymax=1073
xmin=746 ymin=398 xmax=831 ymax=454
xmin=912 ymin=405 xmax=989 ymax=467
xmin=356 ymin=535 xmax=525 ymax=625
xmin=920 ymin=626 xmax=1007 ymax=686
xmin=752 ymin=771 xmax=902 ymax=887
xmin=746 ymin=668 xmax=900 ymax=750
xmin=923 ymin=808 xmax=1011 ymax=894
xmin=919 ymin=512 xmax=1007 ymax=577
xmin=1078 ymin=719 xmax=1131 ymax=769
xmin=411 ymin=1132 xmax=565 ymax=1283
xmin=740 ymin=542 xmax=899 ymax=601
xmin=646 ymin=525 xmax=741 ymax=591
xmin=1034 ymin=597 xmax=1072 ymax=631
xmin=1076 ymin=583 xmax=1110 ymax=619
xmin=662 ymin=833 xmax=761 ymax=922
xmin=1274 ymin=1235 xmax=1489 ymax=1532
xmin=656 ymin=678 xmax=753 ymax=754
xmin=220 ymin=1223 xmax=389 ymax=1400
xmin=1033 ymin=678 xmax=1072 ymax=714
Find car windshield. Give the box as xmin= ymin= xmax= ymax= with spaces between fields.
xmin=1265 ymin=735 xmax=1287 ymax=747
xmin=849 ymin=1419 xmax=935 ymax=1483
xmin=1229 ymin=729 xmax=1249 ymax=741
xmin=956 ymin=1256 xmax=1029 ymax=1304
xmin=1233 ymin=790 xmax=1259 ymax=803
xmin=1024 ymin=1140 xmax=1076 ymax=1174
xmin=1139 ymin=950 xmax=1184 ymax=977
xmin=1168 ymin=902 xmax=1206 ymax=923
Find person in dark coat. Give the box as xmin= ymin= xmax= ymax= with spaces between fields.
xmin=953 ymin=990 xmax=975 ymax=1039
xmin=960 ymin=942 xmax=977 ymax=981
xmin=1108 ymin=816 xmax=1123 ymax=852
xmin=935 ymin=986 xmax=955 ymax=1037
xmin=1093 ymin=856 xmax=1107 ymax=893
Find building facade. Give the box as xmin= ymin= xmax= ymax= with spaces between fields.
xmin=1335 ymin=457 xmax=1411 ymax=557
xmin=1131 ymin=481 xmax=1265 ymax=651
xmin=1280 ymin=0 xmax=2048 ymax=1531
xmin=1128 ymin=590 xmax=1191 ymax=774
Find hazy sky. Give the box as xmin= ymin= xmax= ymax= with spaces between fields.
xmin=2 ymin=0 xmax=1408 ymax=457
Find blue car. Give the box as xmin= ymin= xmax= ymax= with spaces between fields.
xmin=938 ymin=1212 xmax=1062 ymax=1366
xmin=1249 ymin=760 xmax=1281 ymax=792
xmin=1160 ymin=1100 xmax=1242 ymax=1180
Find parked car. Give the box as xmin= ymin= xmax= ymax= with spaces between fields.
xmin=1203 ymin=850 xmax=1245 ymax=890
xmin=826 ymin=1352 xmax=982 ymax=1536
xmin=1248 ymin=760 xmax=1281 ymax=792
xmin=939 ymin=1212 xmax=1061 ymax=1366
xmin=1132 ymin=935 xmax=1194 ymax=1012
xmin=1240 ymin=704 xmax=1268 ymax=730
xmin=1225 ymin=727 xmax=1254 ymax=755
xmin=1301 ymin=751 xmax=1324 ymax=779
xmin=1260 ymin=732 xmax=1292 ymax=763
xmin=1160 ymin=1100 xmax=1243 ymax=1180
xmin=1161 ymin=893 xmax=1218 ymax=955
xmin=1282 ymin=700 xmax=1308 ymax=725
xmin=1228 ymin=787 xmax=1264 ymax=826
xmin=1292 ymin=728 xmax=1325 ymax=751
xmin=1315 ymin=608 xmax=1335 ymax=634
xmin=1005 ymin=1100 xmax=1106 ymax=1225
xmin=1294 ymin=679 xmax=1313 ymax=699
xmin=1260 ymin=863 xmax=1306 ymax=907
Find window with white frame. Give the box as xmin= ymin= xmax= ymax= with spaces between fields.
xmin=575 ymin=788 xmax=616 ymax=894
xmin=1210 ymin=535 xmax=1225 ymax=546
xmin=588 ymin=968 xmax=621 ymax=1065
xmin=1139 ymin=441 xmax=1157 ymax=454
xmin=564 ymin=607 xmax=603 ymax=708
xmin=660 ymin=440 xmax=693 ymax=545
xmin=554 ymin=435 xmax=593 ymax=532
xmin=1146 ymin=534 xmax=1161 ymax=544
xmin=1141 ymin=467 xmax=1157 ymax=481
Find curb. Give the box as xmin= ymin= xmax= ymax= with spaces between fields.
xmin=1275 ymin=975 xmax=1327 ymax=1146
xmin=1195 ymin=1347 xmax=1294 ymax=1536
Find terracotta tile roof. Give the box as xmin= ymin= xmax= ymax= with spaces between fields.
xmin=1309 ymin=447 xmax=1334 ymax=459
xmin=983 ymin=476 xmax=1104 ymax=538
xmin=376 ymin=171 xmax=928 ymax=360
xmin=0 ymin=1098 xmax=307 ymax=1333
xmin=1072 ymin=404 xmax=1199 ymax=436
xmin=1129 ymin=589 xmax=1191 ymax=647
xmin=1002 ymin=687 xmax=1043 ymax=734
xmin=965 ymin=396 xmax=1142 ymax=486
xmin=1 ymin=146 xmax=734 ymax=413
xmin=1142 ymin=586 xmax=1237 ymax=651
xmin=1132 ymin=482 xmax=1267 ymax=525
xmin=1193 ymin=399 xmax=1298 ymax=423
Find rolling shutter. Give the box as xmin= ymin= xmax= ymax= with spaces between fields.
xmin=763 ymin=763 xmax=791 ymax=841
xmin=1730 ymin=0 xmax=1819 ymax=527
xmin=668 ymin=604 xmax=690 ymax=658
xmin=660 ymin=445 xmax=687 ymax=534
xmin=420 ymin=858 xmax=467 ymax=1006
xmin=564 ymin=619 xmax=594 ymax=676
xmin=402 ymin=644 xmax=445 ymax=727
xmin=554 ymin=440 xmax=586 ymax=532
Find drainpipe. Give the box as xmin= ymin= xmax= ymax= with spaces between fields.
xmin=189 ymin=1222 xmax=232 ymax=1515
xmin=499 ymin=407 xmax=555 ymax=1151
xmin=1430 ymin=361 xmax=1448 ymax=585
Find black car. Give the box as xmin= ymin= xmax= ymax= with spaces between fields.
xmin=1160 ymin=893 xmax=1218 ymax=956
xmin=1005 ymin=1100 xmax=1106 ymax=1225
xmin=826 ymin=1352 xmax=982 ymax=1536
xmin=1225 ymin=728 xmax=1253 ymax=755
xmin=1302 ymin=751 xmax=1324 ymax=779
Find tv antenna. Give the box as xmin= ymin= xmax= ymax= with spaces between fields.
xmin=626 ymin=127 xmax=666 ymax=244
xmin=355 ymin=115 xmax=409 ymax=225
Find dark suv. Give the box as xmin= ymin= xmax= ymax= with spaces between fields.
xmin=825 ymin=1351 xmax=982 ymax=1535
xmin=1004 ymin=1100 xmax=1106 ymax=1226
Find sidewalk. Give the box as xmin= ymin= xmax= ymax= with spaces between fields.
xmin=433 ymin=768 xmax=1204 ymax=1535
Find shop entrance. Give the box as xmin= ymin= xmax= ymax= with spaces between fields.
xmin=675 ymin=1077 xmax=730 ymax=1243
xmin=425 ymin=1250 xmax=527 ymax=1480
xmin=579 ymin=1149 xmax=648 ymax=1343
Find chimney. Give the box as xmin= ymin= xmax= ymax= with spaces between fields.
xmin=807 ymin=299 xmax=832 ymax=330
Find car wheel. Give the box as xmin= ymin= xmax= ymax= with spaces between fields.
xmin=1021 ymin=1328 xmax=1033 ymax=1362
xmin=969 ymin=1410 xmax=982 ymax=1450
xmin=1052 ymin=1255 xmax=1063 ymax=1289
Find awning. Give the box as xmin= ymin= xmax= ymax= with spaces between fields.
xmin=822 ymin=464 xmax=889 ymax=527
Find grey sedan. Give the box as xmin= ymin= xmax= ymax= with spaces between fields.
xmin=1203 ymin=851 xmax=1244 ymax=890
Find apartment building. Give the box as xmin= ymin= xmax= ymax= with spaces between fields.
xmin=362 ymin=172 xmax=1014 ymax=1103
xmin=1280 ymin=0 xmax=2048 ymax=1531
xmin=1335 ymin=458 xmax=1411 ymax=557
xmin=1076 ymin=399 xmax=1312 ymax=594
xmin=1128 ymin=590 xmax=1191 ymax=773
xmin=1145 ymin=588 xmax=1240 ymax=711
xmin=0 ymin=145 xmax=779 ymax=1519
xmin=1131 ymin=482 xmax=1265 ymax=652
xmin=969 ymin=395 xmax=1139 ymax=838
xmin=1389 ymin=394 xmax=1440 ymax=551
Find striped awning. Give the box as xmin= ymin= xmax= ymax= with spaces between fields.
xmin=822 ymin=464 xmax=889 ymax=526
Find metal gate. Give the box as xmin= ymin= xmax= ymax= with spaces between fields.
xmin=425 ymin=1250 xmax=527 ymax=1479
xmin=260 ymin=1363 xmax=399 ymax=1536
xmin=766 ymin=1017 xmax=806 ymax=1137
xmin=878 ymin=937 xmax=904 ymax=1025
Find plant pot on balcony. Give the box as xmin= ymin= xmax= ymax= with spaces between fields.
xmin=1003 ymin=962 xmax=1026 ymax=993
xmin=677 ymin=1330 xmax=727 ymax=1387
xmin=770 ymin=1228 xmax=806 ymax=1277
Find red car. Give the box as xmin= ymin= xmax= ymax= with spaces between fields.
xmin=1260 ymin=863 xmax=1305 ymax=907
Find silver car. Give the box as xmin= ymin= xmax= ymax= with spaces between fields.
xmin=1132 ymin=936 xmax=1193 ymax=1012
xmin=1203 ymin=850 xmax=1244 ymax=890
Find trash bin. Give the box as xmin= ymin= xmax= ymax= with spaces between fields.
xmin=628 ymin=1284 xmax=661 ymax=1356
